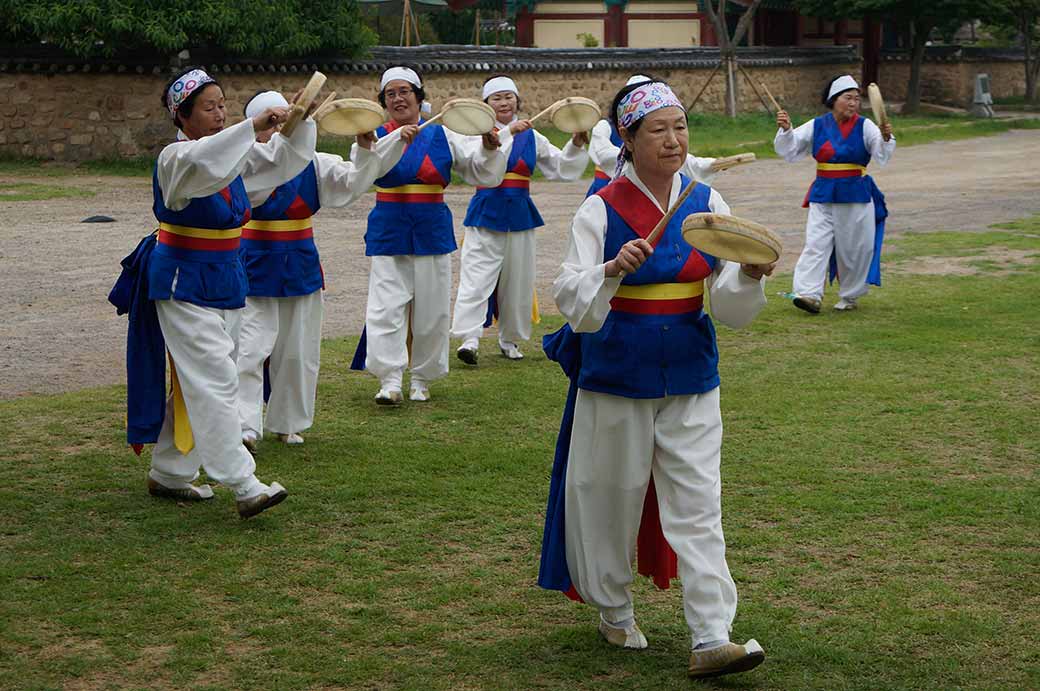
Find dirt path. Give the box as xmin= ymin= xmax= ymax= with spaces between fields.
xmin=2 ymin=129 xmax=1038 ymax=399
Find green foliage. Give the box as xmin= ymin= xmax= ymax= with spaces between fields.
xmin=576 ymin=31 xmax=599 ymax=47
xmin=0 ymin=0 xmax=376 ymax=59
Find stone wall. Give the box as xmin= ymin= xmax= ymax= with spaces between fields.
xmin=0 ymin=62 xmax=857 ymax=162
xmin=879 ymin=60 xmax=1028 ymax=106
xmin=0 ymin=43 xmax=1027 ymax=162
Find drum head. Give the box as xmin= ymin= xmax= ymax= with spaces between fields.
xmin=550 ymin=97 xmax=601 ymax=133
xmin=681 ymin=213 xmax=781 ymax=264
xmin=868 ymin=83 xmax=887 ymax=125
xmin=316 ymin=98 xmax=384 ymax=136
xmin=438 ymin=98 xmax=496 ymax=135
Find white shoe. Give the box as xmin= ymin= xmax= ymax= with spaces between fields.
xmin=499 ymin=342 xmax=524 ymax=360
xmin=598 ymin=617 xmax=648 ymax=650
xmin=834 ymin=298 xmax=858 ymax=311
xmin=375 ymin=388 xmax=403 ymax=405
xmin=277 ymin=433 xmax=304 ymax=445
xmin=147 ymin=478 xmax=214 ymax=501
xmin=236 ymin=481 xmax=288 ymax=519
xmin=410 ymin=385 xmax=430 ymax=402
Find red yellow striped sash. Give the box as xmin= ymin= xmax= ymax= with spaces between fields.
xmin=157 ymin=222 xmax=241 ymax=251
xmin=815 ymin=162 xmax=866 ymax=179
xmin=242 ymin=217 xmax=314 ymax=242
xmin=478 ymin=172 xmax=531 ymax=190
xmin=375 ymin=183 xmax=445 ymax=203
xmin=610 ymin=281 xmax=705 ymax=315
xmin=594 ymin=167 xmax=611 ymax=181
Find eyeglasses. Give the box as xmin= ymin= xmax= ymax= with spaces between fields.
xmin=385 ymin=88 xmax=414 ymax=100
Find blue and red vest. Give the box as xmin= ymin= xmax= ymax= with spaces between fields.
xmin=147 ymin=167 xmax=252 ymax=310
xmin=463 ymin=127 xmax=543 ymax=232
xmin=806 ymin=112 xmax=872 ymax=205
xmin=578 ymin=175 xmax=720 ymax=399
xmin=585 ymin=120 xmax=623 ymax=198
xmin=366 ymin=120 xmax=455 ymax=256
xmin=240 ymin=160 xmax=324 ymax=297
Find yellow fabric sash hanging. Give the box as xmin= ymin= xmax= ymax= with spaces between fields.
xmin=168 ymin=353 xmax=194 ymax=455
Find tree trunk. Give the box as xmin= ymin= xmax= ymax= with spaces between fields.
xmin=904 ymin=20 xmax=931 ymax=115
xmin=724 ymin=52 xmax=738 ymax=117
xmin=1023 ymin=12 xmax=1038 ymax=102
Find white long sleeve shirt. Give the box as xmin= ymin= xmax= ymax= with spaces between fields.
xmin=554 ymin=163 xmax=767 ymax=334
xmin=774 ymin=115 xmax=896 ymax=166
xmin=156 ymin=118 xmax=317 ymax=210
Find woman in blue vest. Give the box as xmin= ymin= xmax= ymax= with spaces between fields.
xmin=586 ymin=75 xmax=720 ymax=198
xmin=118 ymin=67 xmax=316 ymax=518
xmin=540 ymin=79 xmax=774 ymax=679
xmin=353 ymin=66 xmax=508 ymax=404
xmin=774 ymin=74 xmax=895 ymax=313
xmin=236 ymin=91 xmax=413 ymax=450
xmin=451 ymin=75 xmax=589 ymax=364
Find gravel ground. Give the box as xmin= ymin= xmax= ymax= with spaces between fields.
xmin=2 ymin=129 xmax=1038 ymax=399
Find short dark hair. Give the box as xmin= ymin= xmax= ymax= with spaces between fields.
xmin=609 ymin=75 xmax=664 ymax=161
xmin=160 ymin=66 xmax=222 ymax=130
xmin=821 ymin=76 xmax=858 ymax=108
xmin=378 ymin=66 xmax=426 ymax=108
xmin=482 ymin=74 xmax=521 ymax=109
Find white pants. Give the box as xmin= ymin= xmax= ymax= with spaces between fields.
xmin=564 ymin=387 xmax=737 ymax=646
xmin=150 ymin=299 xmax=262 ymax=498
xmin=365 ymin=254 xmax=451 ymax=389
xmin=237 ymin=291 xmax=323 ymax=438
xmin=793 ymin=201 xmax=874 ymax=302
xmin=451 ymin=226 xmax=536 ymax=346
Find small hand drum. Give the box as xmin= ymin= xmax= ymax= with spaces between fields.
xmin=423 ymin=98 xmax=496 ymax=135
xmin=868 ymin=83 xmax=888 ymax=128
xmin=282 ymin=71 xmax=326 ymax=138
xmin=315 ymin=98 xmax=384 ymax=136
xmin=681 ymin=213 xmax=782 ymax=264
xmin=546 ymin=97 xmax=601 ymax=133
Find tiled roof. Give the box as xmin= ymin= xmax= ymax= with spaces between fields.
xmin=881 ymin=46 xmax=1026 ymax=63
xmin=0 ymin=45 xmax=860 ymax=75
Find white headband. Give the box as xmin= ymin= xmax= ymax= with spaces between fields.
xmin=380 ymin=67 xmax=422 ymax=91
xmin=626 ymin=74 xmax=651 ymax=86
xmin=828 ymin=75 xmax=859 ymax=101
xmin=482 ymin=76 xmax=518 ymax=100
xmin=244 ymin=91 xmax=289 ymax=119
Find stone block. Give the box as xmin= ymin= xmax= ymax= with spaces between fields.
xmin=51 ymin=142 xmax=65 ymax=154
xmin=69 ymin=133 xmax=93 ymax=146
xmin=30 ymin=116 xmax=53 ymax=127
xmin=9 ymin=118 xmax=25 ymax=129
xmin=88 ymin=111 xmax=101 ymax=121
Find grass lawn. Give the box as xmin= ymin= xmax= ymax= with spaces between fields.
xmin=1 ymin=217 xmax=1038 ymax=689
xmin=3 ymin=112 xmax=1037 ymax=181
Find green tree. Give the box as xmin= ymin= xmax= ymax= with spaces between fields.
xmin=794 ymin=0 xmax=982 ymax=113
xmin=986 ymin=0 xmax=1040 ymax=101
xmin=0 ymin=0 xmax=375 ymax=59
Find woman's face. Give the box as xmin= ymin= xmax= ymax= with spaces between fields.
xmin=623 ymin=106 xmax=688 ymax=179
xmin=831 ymin=89 xmax=861 ymax=120
xmin=487 ymin=90 xmax=518 ymax=124
xmin=383 ymin=79 xmax=421 ymax=125
xmin=180 ymin=84 xmax=226 ymax=140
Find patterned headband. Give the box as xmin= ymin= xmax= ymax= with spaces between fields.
xmin=166 ymin=69 xmax=216 ymax=117
xmin=613 ymin=82 xmax=685 ymax=177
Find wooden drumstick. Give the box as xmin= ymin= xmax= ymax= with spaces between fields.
xmin=415 ymin=111 xmax=444 ymax=133
xmin=529 ymin=100 xmax=559 ymax=125
xmin=618 ymin=180 xmax=700 ymax=277
xmin=314 ymin=91 xmax=337 ymax=118
xmin=760 ymin=82 xmax=782 ymax=114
